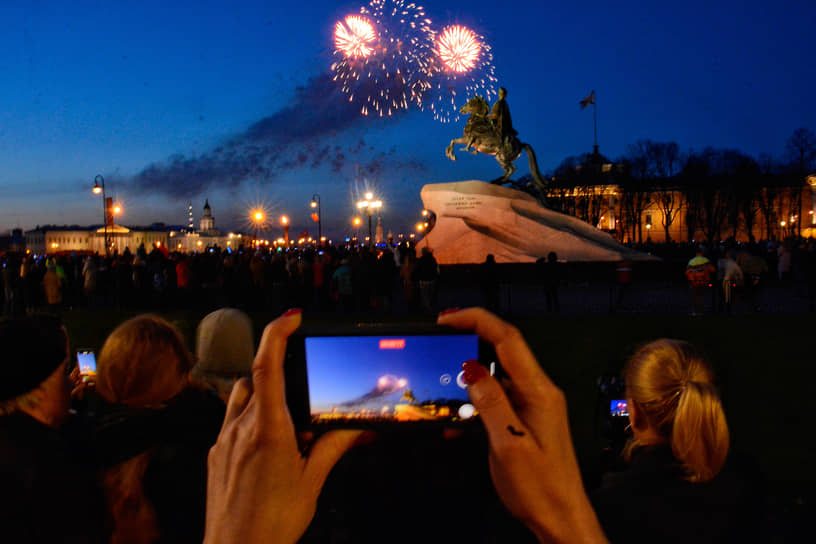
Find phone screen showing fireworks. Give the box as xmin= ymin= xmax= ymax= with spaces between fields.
xmin=303 ymin=334 xmax=486 ymax=426
xmin=610 ymin=399 xmax=629 ymax=417
xmin=77 ymin=350 xmax=97 ymax=376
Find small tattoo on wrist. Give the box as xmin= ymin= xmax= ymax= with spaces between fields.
xmin=507 ymin=425 xmax=525 ymax=436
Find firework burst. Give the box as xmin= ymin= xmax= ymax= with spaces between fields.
xmin=331 ymin=0 xmax=434 ymax=117
xmin=335 ymin=15 xmax=377 ymax=58
xmin=425 ymin=24 xmax=497 ymax=123
xmin=437 ymin=25 xmax=480 ymax=73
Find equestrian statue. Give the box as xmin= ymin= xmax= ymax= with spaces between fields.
xmin=445 ymin=87 xmax=547 ymax=191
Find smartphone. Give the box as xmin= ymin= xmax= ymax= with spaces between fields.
xmin=76 ymin=350 xmax=97 ymax=382
xmin=609 ymin=399 xmax=629 ymax=417
xmin=285 ymin=325 xmax=497 ymax=430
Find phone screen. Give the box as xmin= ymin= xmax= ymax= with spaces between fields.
xmin=303 ymin=334 xmax=488 ymax=425
xmin=77 ymin=350 xmax=97 ymax=376
xmin=609 ymin=399 xmax=629 ymax=417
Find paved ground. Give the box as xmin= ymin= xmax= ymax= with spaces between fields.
xmin=439 ymin=279 xmax=815 ymax=317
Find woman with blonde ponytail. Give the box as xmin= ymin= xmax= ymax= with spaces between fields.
xmin=591 ymin=339 xmax=763 ymax=543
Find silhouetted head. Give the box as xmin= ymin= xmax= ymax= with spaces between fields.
xmin=498 ymin=87 xmax=507 ymax=99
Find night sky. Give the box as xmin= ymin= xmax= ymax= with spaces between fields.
xmin=305 ymin=334 xmax=478 ymax=413
xmin=1 ymin=1 xmax=814 ymax=237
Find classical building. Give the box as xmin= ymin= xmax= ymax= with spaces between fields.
xmin=545 ymin=151 xmax=816 ymax=244
xmin=199 ymin=199 xmax=217 ymax=235
xmin=25 ymin=200 xmax=241 ymax=255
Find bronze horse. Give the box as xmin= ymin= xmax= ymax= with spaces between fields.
xmin=445 ymin=96 xmax=546 ymax=187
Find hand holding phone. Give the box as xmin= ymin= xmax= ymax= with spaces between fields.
xmin=204 ymin=310 xmax=363 ymax=544
xmin=284 ymin=325 xmax=498 ymax=430
xmin=437 ymin=308 xmax=608 ymax=544
xmin=76 ymin=350 xmax=97 ymax=383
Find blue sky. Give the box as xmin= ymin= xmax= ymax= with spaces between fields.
xmin=305 ymin=334 xmax=477 ymax=412
xmin=1 ymin=0 xmax=814 ymax=236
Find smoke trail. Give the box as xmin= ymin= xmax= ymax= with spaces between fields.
xmin=340 ymin=374 xmax=408 ymax=407
xmin=127 ymin=72 xmax=417 ymax=198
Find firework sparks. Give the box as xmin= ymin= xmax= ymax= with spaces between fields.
xmin=425 ymin=24 xmax=497 ymax=123
xmin=331 ymin=0 xmax=434 ymax=117
xmin=335 ymin=15 xmax=377 ymax=58
xmin=437 ymin=25 xmax=480 ymax=73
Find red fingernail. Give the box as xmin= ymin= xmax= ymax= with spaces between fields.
xmin=438 ymin=308 xmax=460 ymax=317
xmin=463 ymin=360 xmax=488 ymax=386
xmin=283 ymin=308 xmax=302 ymax=317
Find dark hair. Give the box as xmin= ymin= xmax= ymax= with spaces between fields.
xmin=0 ymin=315 xmax=67 ymax=403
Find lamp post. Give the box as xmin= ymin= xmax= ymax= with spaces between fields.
xmin=356 ymin=192 xmax=382 ymax=247
xmin=280 ymin=215 xmax=290 ymax=245
xmin=92 ymin=174 xmax=110 ymax=256
xmin=310 ymin=194 xmax=322 ymax=244
xmin=251 ymin=210 xmax=265 ymax=246
xmin=352 ymin=216 xmax=362 ymax=244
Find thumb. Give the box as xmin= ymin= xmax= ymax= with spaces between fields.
xmin=304 ymin=430 xmax=366 ymax=488
xmin=464 ymin=361 xmax=529 ymax=442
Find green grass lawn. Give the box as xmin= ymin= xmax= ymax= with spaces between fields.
xmin=62 ymin=308 xmax=815 ymax=497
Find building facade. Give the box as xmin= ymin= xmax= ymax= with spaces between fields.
xmin=25 ymin=201 xmax=237 ymax=255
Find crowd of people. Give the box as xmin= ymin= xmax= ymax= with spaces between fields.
xmin=3 ymin=235 xmax=816 ymax=318
xmin=0 ymin=305 xmax=766 ymax=543
xmin=0 ymin=241 xmax=443 ymax=317
xmin=684 ymin=237 xmax=816 ymax=315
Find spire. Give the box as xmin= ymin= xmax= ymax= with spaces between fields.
xmin=203 ymin=199 xmax=211 ymax=210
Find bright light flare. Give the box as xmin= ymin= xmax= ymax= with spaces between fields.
xmin=335 ymin=15 xmax=377 ymax=58
xmin=437 ymin=25 xmax=481 ymax=73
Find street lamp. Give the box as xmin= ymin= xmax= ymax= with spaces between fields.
xmin=310 ymin=194 xmax=322 ymax=243
xmin=356 ymin=193 xmax=383 ymax=247
xmin=280 ymin=215 xmax=290 ymax=244
xmin=251 ymin=209 xmax=265 ymax=245
xmin=352 ymin=216 xmax=362 ymax=244
xmin=92 ymin=174 xmax=111 ymax=256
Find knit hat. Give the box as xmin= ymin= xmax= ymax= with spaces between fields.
xmin=193 ymin=308 xmax=254 ymax=378
xmin=0 ymin=315 xmax=67 ymax=403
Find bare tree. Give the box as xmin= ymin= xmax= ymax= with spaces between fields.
xmin=622 ymin=141 xmax=655 ymax=243
xmin=735 ymin=156 xmax=762 ymax=241
xmin=787 ymin=127 xmax=816 ymax=172
xmin=647 ymin=141 xmax=681 ymax=242
xmin=785 ymin=127 xmax=816 ymax=236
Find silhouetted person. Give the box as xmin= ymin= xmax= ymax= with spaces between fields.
xmin=686 ymin=247 xmax=715 ymax=317
xmin=0 ymin=315 xmax=105 ymax=543
xmin=742 ymin=248 xmax=768 ymax=312
xmin=414 ymin=247 xmax=439 ymax=313
xmin=480 ymin=254 xmax=500 ymax=313
xmin=537 ymin=252 xmax=561 ymax=312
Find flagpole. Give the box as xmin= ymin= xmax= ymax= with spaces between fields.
xmin=592 ymin=91 xmax=598 ymax=155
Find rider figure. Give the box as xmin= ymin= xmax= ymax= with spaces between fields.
xmin=488 ymin=87 xmax=518 ymax=153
